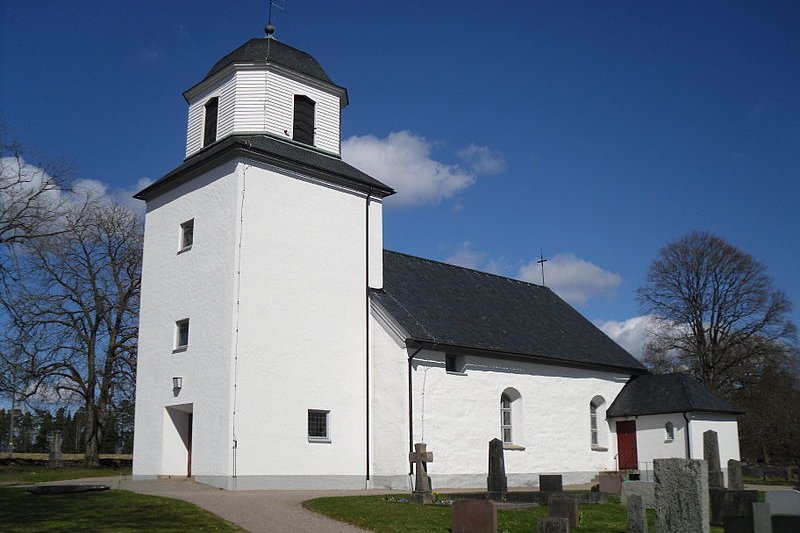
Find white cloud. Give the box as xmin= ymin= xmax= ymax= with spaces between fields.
xmin=342 ymin=131 xmax=501 ymax=208
xmin=518 ymin=253 xmax=622 ymax=306
xmin=445 ymin=241 xmax=486 ymax=270
xmin=596 ymin=315 xmax=654 ymax=359
xmin=457 ymin=144 xmax=506 ymax=175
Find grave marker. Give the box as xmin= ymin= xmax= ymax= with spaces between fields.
xmin=627 ymin=492 xmax=647 ymax=533
xmin=486 ymin=438 xmax=507 ymax=499
xmin=704 ymin=430 xmax=724 ymax=489
xmin=409 ymin=442 xmax=434 ymax=504
xmin=654 ymin=458 xmax=710 ymax=533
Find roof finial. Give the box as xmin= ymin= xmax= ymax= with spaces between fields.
xmin=265 ymin=0 xmax=284 ymax=39
xmin=537 ymin=249 xmax=548 ymax=286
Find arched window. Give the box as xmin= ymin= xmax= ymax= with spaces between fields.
xmin=590 ymin=395 xmax=606 ymax=450
xmin=203 ymin=97 xmax=219 ymax=147
xmin=500 ymin=388 xmax=522 ymax=446
xmin=665 ymin=421 xmax=674 ymax=441
xmin=500 ymin=393 xmax=512 ymax=444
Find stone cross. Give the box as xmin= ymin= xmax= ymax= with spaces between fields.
xmin=409 ymin=442 xmax=434 ymax=504
xmin=704 ymin=430 xmax=724 ymax=488
xmin=487 ymin=438 xmax=507 ymax=499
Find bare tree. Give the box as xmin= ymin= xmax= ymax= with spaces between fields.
xmin=0 ymin=136 xmax=73 ymax=285
xmin=638 ymin=231 xmax=796 ymax=394
xmin=13 ymin=197 xmax=142 ymax=466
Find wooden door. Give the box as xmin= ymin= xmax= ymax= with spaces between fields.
xmin=186 ymin=413 xmax=193 ymax=477
xmin=616 ymin=420 xmax=638 ymax=470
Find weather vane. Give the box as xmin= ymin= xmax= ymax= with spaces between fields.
xmin=537 ymin=249 xmax=548 ymax=286
xmin=265 ymin=0 xmax=285 ymax=37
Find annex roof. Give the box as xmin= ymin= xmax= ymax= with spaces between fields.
xmin=134 ymin=134 xmax=393 ymax=202
xmin=606 ymin=373 xmax=743 ymax=417
xmin=371 ymin=251 xmax=647 ymax=373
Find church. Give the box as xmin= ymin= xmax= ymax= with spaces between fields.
xmin=131 ymin=31 xmax=741 ymax=490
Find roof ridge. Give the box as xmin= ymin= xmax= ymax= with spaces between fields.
xmin=384 ymin=249 xmax=550 ymax=291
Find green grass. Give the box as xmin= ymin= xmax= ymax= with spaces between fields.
xmin=0 ymin=487 xmax=245 ymax=532
xmin=0 ymin=464 xmax=131 ymax=483
xmin=303 ymin=495 xmax=725 ymax=533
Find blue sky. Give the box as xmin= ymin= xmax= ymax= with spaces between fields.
xmin=2 ymin=1 xmax=798 ymax=356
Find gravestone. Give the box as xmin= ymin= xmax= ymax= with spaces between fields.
xmin=709 ymin=488 xmax=758 ymax=526
xmin=654 ymin=458 xmax=709 ymax=533
xmin=597 ymin=471 xmax=621 ymax=494
xmin=548 ymin=495 xmax=580 ymax=528
xmin=723 ymin=515 xmax=755 ymax=533
xmin=729 ymin=459 xmax=744 ymax=490
xmin=621 ymin=481 xmax=655 ymax=508
xmin=537 ymin=516 xmax=569 ymax=533
xmin=704 ymin=430 xmax=725 ymax=489
xmin=540 ymin=474 xmax=563 ymax=492
xmin=48 ymin=430 xmax=63 ymax=468
xmin=487 ymin=438 xmax=507 ymax=499
xmin=765 ymin=490 xmax=800 ymax=533
xmin=627 ymin=492 xmax=647 ymax=533
xmin=451 ymin=500 xmax=496 ymax=533
xmin=751 ymin=502 xmax=772 ymax=533
xmin=409 ymin=442 xmax=434 ymax=504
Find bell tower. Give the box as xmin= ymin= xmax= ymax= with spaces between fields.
xmin=133 ymin=31 xmax=393 ymax=490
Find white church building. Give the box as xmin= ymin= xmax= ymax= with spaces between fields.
xmin=132 ymin=34 xmax=742 ymax=490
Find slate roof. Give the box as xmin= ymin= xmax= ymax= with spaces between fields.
xmin=371 ymin=251 xmax=647 ymax=372
xmin=606 ymin=373 xmax=743 ymax=417
xmin=134 ymin=134 xmax=393 ymax=202
xmin=198 ymin=38 xmax=340 ymax=89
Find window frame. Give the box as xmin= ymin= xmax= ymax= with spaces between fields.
xmin=179 ymin=219 xmax=194 ymax=253
xmin=174 ymin=319 xmax=189 ymax=353
xmin=203 ymin=97 xmax=219 ymax=148
xmin=292 ymin=94 xmax=315 ymax=146
xmin=445 ymin=354 xmax=466 ymax=374
xmin=590 ymin=401 xmax=599 ymax=447
xmin=500 ymin=393 xmax=513 ymax=444
xmin=307 ymin=409 xmax=331 ymax=443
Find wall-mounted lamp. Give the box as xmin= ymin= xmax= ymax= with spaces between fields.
xmin=172 ymin=376 xmax=183 ymax=390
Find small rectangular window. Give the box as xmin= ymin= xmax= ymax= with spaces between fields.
xmin=308 ymin=409 xmax=330 ymax=442
xmin=179 ymin=219 xmax=194 ymax=252
xmin=174 ymin=319 xmax=189 ymax=352
xmin=203 ymin=97 xmax=219 ymax=147
xmin=445 ymin=354 xmax=466 ymax=373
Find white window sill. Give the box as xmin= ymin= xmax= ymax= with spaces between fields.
xmin=664 ymin=438 xmax=674 ymax=443
xmin=177 ymin=245 xmax=192 ymax=255
xmin=446 ymin=371 xmax=467 ymax=376
xmin=172 ymin=347 xmax=187 ymax=354
xmin=503 ymin=443 xmax=525 ymax=451
xmin=591 ymin=445 xmax=609 ymax=452
xmin=308 ymin=437 xmax=331 ymax=444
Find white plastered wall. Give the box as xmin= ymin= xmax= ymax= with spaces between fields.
xmin=690 ymin=413 xmax=741 ymax=486
xmin=133 ymin=161 xmax=240 ymax=480
xmin=367 ymin=322 xmax=634 ymax=489
xmin=616 ymin=413 xmax=688 ymax=469
xmin=220 ymin=160 xmax=372 ymax=488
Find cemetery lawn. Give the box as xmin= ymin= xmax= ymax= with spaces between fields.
xmin=0 ymin=464 xmax=131 ymax=483
xmin=303 ymin=495 xmax=726 ymax=533
xmin=0 ymin=487 xmax=245 ymax=532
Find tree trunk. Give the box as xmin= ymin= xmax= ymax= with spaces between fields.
xmin=83 ymin=403 xmax=102 ymax=467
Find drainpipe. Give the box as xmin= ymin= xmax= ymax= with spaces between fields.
xmin=407 ymin=347 xmax=422 ymax=475
xmin=365 ymin=188 xmax=373 ymax=485
xmin=683 ymin=412 xmax=692 ymax=459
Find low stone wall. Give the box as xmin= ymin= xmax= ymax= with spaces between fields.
xmin=444 ymin=490 xmax=608 ymax=505
xmin=0 ymin=453 xmax=132 ymax=466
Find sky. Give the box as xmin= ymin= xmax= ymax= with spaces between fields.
xmin=2 ymin=1 xmax=798 ymax=357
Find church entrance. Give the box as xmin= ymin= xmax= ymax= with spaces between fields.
xmin=616 ymin=420 xmax=638 ymax=470
xmin=164 ymin=404 xmax=194 ymax=477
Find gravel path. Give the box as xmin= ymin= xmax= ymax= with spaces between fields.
xmin=40 ymin=476 xmax=385 ymax=532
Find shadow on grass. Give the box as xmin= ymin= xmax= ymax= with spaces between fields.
xmin=0 ymin=488 xmax=244 ymax=532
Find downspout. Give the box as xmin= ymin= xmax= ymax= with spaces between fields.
xmin=407 ymin=347 xmax=423 ymax=476
xmin=683 ymin=411 xmax=692 ymax=459
xmin=365 ymin=188 xmax=373 ymax=485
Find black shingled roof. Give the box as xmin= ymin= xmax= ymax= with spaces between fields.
xmin=371 ymin=251 xmax=647 ymax=372
xmin=607 ymin=373 xmax=743 ymax=417
xmin=198 ymin=38 xmax=340 ymax=89
xmin=134 ymin=134 xmax=393 ymax=202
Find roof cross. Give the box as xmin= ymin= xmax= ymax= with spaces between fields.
xmin=537 ymin=249 xmax=548 ymax=286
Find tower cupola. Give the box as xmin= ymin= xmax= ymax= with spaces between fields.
xmin=182 ymin=37 xmax=348 ymax=159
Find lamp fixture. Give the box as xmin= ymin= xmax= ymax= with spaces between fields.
xmin=172 ymin=376 xmax=183 ymax=390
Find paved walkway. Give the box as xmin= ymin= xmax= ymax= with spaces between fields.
xmin=36 ymin=475 xmax=385 ymax=532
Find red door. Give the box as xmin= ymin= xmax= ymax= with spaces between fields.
xmin=616 ymin=420 xmax=638 ymax=470
xmin=186 ymin=413 xmax=193 ymax=477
